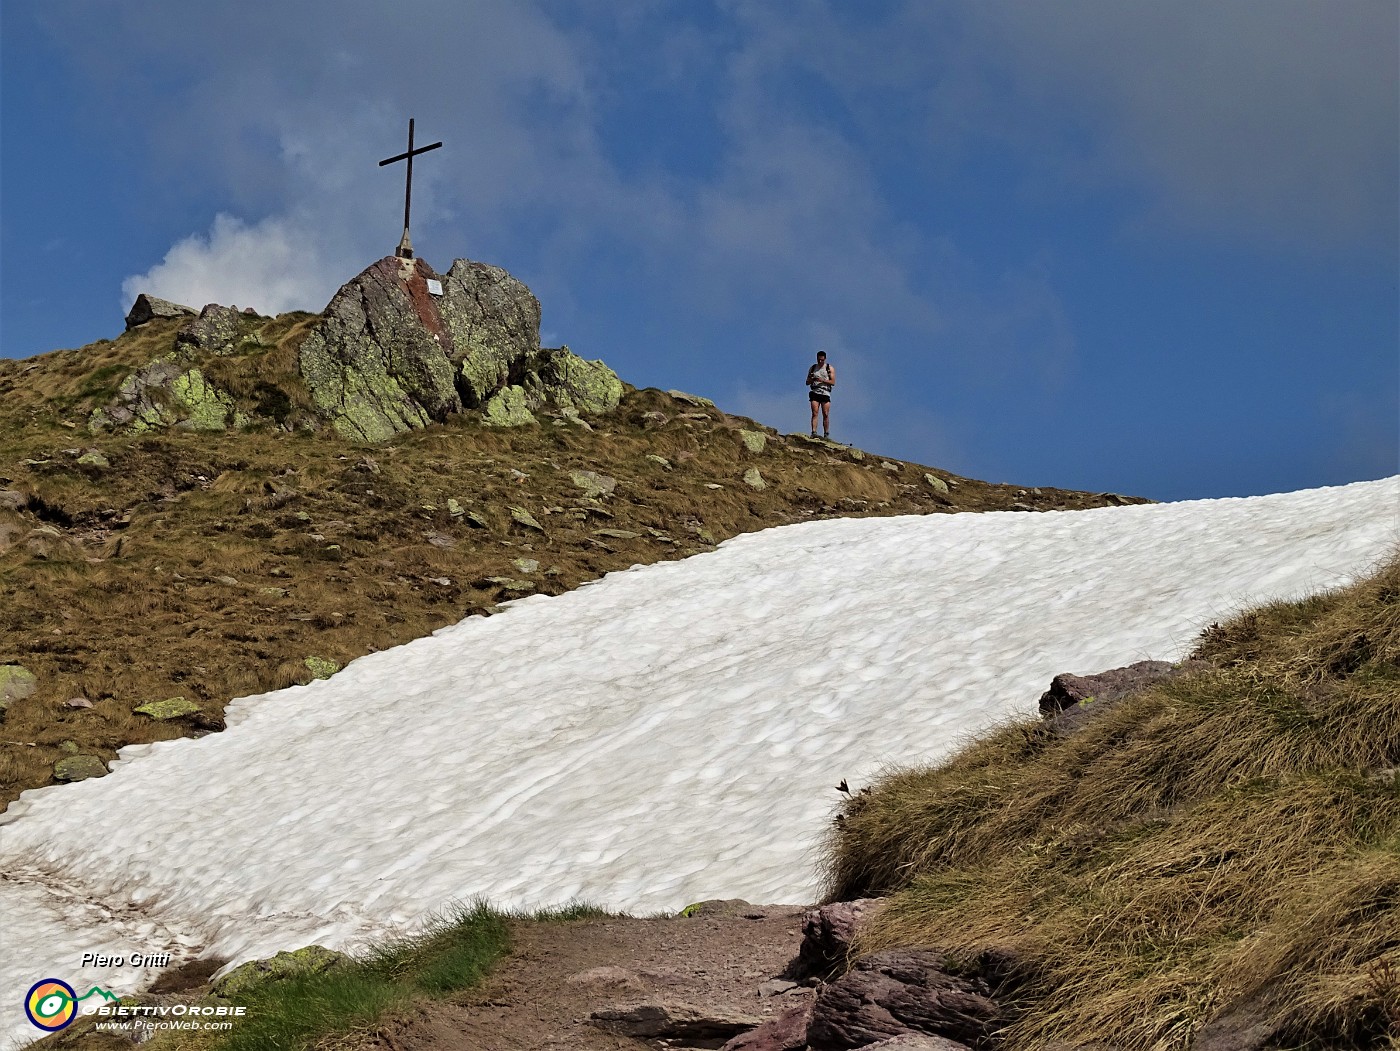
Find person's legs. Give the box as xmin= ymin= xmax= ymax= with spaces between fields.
xmin=810 ymin=398 xmax=820 ymax=436
xmin=821 ymin=401 xmax=831 ymax=436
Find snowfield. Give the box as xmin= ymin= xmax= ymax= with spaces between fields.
xmin=2 ymin=477 xmax=1397 ymax=1044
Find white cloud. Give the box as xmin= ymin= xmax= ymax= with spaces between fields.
xmin=120 ymin=213 xmax=337 ymax=316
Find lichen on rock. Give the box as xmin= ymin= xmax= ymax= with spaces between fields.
xmin=297 ymin=256 xmax=462 ymax=441
xmin=438 ymin=259 xmax=542 ymax=407
xmin=303 ymin=656 xmax=340 ymax=680
xmin=54 ymin=755 xmax=109 ymax=782
xmin=522 ymin=346 xmax=623 ymax=416
xmin=133 ymin=696 xmax=201 ymax=720
xmin=175 ymin=304 xmax=244 ymax=356
xmin=212 ymin=946 xmax=349 ymax=999
xmin=482 ymin=385 xmax=536 ymax=427
xmin=89 ymin=356 xmax=244 ymax=434
xmin=0 ymin=664 xmax=38 ymax=712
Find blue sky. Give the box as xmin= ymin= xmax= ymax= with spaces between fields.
xmin=2 ymin=1 xmax=1396 ymax=501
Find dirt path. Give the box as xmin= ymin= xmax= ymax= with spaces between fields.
xmin=337 ymin=901 xmax=811 ymax=1051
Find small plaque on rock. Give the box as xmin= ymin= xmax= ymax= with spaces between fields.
xmin=426 ymin=279 xmax=444 ymax=296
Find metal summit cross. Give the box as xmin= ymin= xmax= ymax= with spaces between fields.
xmin=379 ymin=117 xmax=443 ymax=259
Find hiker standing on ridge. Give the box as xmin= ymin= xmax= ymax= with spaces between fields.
xmin=807 ymin=350 xmax=836 ymax=438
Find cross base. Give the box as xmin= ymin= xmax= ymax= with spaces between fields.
xmin=395 ymin=229 xmax=414 ymax=260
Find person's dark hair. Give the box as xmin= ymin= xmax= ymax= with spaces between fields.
xmin=816 ymin=351 xmax=827 ymax=359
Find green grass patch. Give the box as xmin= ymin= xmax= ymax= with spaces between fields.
xmin=207 ymin=900 xmax=609 ymax=1051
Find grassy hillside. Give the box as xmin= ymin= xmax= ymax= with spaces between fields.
xmin=826 ymin=554 xmax=1400 ymax=1048
xmin=0 ymin=317 xmax=1140 ymax=808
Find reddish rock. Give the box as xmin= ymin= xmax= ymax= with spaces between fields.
xmin=806 ymin=949 xmax=999 ymax=1050
xmin=720 ymin=1000 xmax=813 ymax=1051
xmin=787 ymin=899 xmax=882 ymax=981
xmin=1038 ymin=660 xmax=1207 ymax=735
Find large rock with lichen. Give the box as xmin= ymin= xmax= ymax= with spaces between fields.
xmin=175 ymin=303 xmax=245 ymax=355
xmin=522 ymin=345 xmax=623 ymax=415
xmin=297 ymin=256 xmax=463 ymax=441
xmin=297 ymin=255 xmax=619 ymax=437
xmin=88 ymin=356 xmax=248 ymax=434
xmin=438 ymin=260 xmax=542 ymax=406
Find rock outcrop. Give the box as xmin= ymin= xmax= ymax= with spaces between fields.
xmin=297 ymin=256 xmax=463 ymax=441
xmin=89 ymin=356 xmax=247 ymax=434
xmin=297 ymin=256 xmax=622 ymax=440
xmin=175 ymin=303 xmax=246 ymax=355
xmin=805 ymin=950 xmax=1000 ymax=1050
xmin=438 ymin=259 xmax=541 ymax=405
xmin=107 ymin=255 xmax=620 ymax=440
xmin=787 ymin=899 xmax=883 ymax=982
xmin=125 ymin=293 xmax=196 ymax=330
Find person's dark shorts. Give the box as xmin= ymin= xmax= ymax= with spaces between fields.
xmin=808 ymin=391 xmax=830 ymax=404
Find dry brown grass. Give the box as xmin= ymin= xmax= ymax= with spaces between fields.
xmin=0 ymin=320 xmax=1141 ymax=810
xmin=826 ymin=554 xmax=1400 ymax=1049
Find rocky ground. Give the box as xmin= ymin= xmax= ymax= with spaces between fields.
xmin=337 ymin=901 xmax=814 ymax=1051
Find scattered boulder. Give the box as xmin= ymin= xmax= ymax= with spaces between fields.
xmin=509 ymin=506 xmax=545 ymax=532
xmin=569 ymin=469 xmax=617 ymax=500
xmin=1191 ymin=1002 xmax=1283 ymax=1051
xmin=744 ymin=467 xmax=767 ymax=490
xmin=175 ymin=304 xmax=244 ymax=355
xmin=590 ymin=1002 xmax=761 ymax=1042
xmin=1038 ymin=660 xmax=1207 ymax=736
xmin=788 ymin=899 xmax=883 ymax=982
xmin=862 ymin=1036 xmax=972 ymax=1050
xmin=54 ymin=755 xmax=109 ymax=782
xmin=133 ymin=697 xmax=201 ymax=720
xmin=76 ymin=451 xmax=110 ymax=468
xmin=484 ymin=577 xmax=535 ymax=594
xmin=924 ymin=474 xmax=949 ymax=495
xmin=0 ymin=664 xmax=38 ymax=711
xmin=520 ymin=346 xmax=622 ymax=416
xmin=125 ymin=293 xmax=196 ymax=330
xmin=212 ymin=946 xmax=349 ymax=999
xmin=24 ymin=524 xmax=74 ymax=560
xmin=303 ymin=657 xmax=340 ymax=680
xmin=805 ymin=949 xmax=1000 ymax=1050
xmin=89 ymin=359 xmax=245 ymax=434
xmin=0 ymin=489 xmax=25 ymax=511
xmin=646 ymin=454 xmax=672 ymax=470
xmin=668 ymin=389 xmax=715 ymax=408
xmin=511 ymin=558 xmax=540 ymax=574
xmin=0 ymin=666 xmax=37 ymax=708
xmin=740 ymin=429 xmax=768 ymax=454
